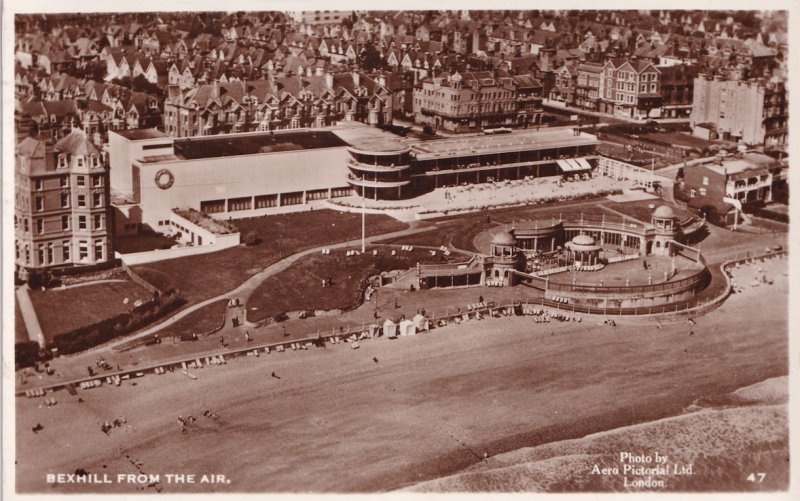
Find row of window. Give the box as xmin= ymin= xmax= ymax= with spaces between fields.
xmin=199 ymin=188 xmax=354 ymax=214
xmin=16 ymin=239 xmax=104 ymax=266
xmin=35 ymin=192 xmax=104 ymax=211
xmin=56 ymin=155 xmax=102 ymax=169
xmin=28 ymin=214 xmax=105 ymax=234
xmin=34 ymin=175 xmax=103 ymax=191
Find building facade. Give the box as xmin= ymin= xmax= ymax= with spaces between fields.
xmin=109 ymin=123 xmax=598 ymax=226
xmin=598 ymin=59 xmax=662 ymax=119
xmin=163 ymin=72 xmax=393 ymax=138
xmin=413 ymin=70 xmax=543 ymax=132
xmin=15 ymin=129 xmax=113 ymax=276
xmin=690 ymin=75 xmax=788 ymax=147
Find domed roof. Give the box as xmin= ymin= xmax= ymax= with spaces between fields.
xmin=653 ymin=205 xmax=676 ymax=219
xmin=492 ymin=231 xmax=516 ymax=246
xmin=571 ymin=234 xmax=597 ymax=246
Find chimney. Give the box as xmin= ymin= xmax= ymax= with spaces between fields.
xmin=325 ymin=71 xmax=333 ymax=89
xmin=378 ymin=73 xmax=386 ymax=87
xmin=352 ymin=70 xmax=360 ymax=87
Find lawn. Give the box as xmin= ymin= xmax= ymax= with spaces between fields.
xmin=603 ymin=200 xmax=694 ymax=224
xmin=132 ymin=210 xmax=408 ymax=309
xmin=28 ymin=281 xmax=153 ymax=341
xmin=114 ymin=232 xmax=178 ymax=254
xmin=414 ymin=202 xmax=609 ymax=253
xmin=246 ymin=247 xmax=464 ymax=323
xmin=375 ymin=229 xmax=451 ymax=248
xmin=15 ymin=298 xmax=29 ymax=344
xmin=643 ymin=131 xmax=716 ymax=150
xmin=156 ymin=299 xmax=228 ymax=340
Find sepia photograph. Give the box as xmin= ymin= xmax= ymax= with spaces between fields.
xmin=3 ymin=0 xmax=796 ymax=497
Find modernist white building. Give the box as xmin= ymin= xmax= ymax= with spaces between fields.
xmin=108 ymin=123 xmax=599 ymax=231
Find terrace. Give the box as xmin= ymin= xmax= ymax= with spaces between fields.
xmin=172 ymin=129 xmax=348 ymax=160
xmin=409 ymin=127 xmax=598 ymax=160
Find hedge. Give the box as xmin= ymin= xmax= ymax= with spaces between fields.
xmin=49 ymin=292 xmax=186 ymax=355
xmin=16 ymin=341 xmax=44 ymax=369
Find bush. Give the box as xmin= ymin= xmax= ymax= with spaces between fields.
xmin=16 ymin=341 xmax=44 ymax=369
xmin=243 ymin=230 xmax=260 ymax=246
xmin=27 ymin=269 xmax=52 ymax=289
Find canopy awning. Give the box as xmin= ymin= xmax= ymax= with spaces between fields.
xmin=557 ymin=158 xmax=591 ymax=173
xmin=575 ymin=157 xmax=593 ymax=171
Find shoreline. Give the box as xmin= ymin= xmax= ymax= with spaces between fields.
xmin=389 ymin=375 xmax=789 ymax=492
xmin=404 ymin=376 xmax=789 ymax=492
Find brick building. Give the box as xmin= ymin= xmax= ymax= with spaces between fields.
xmin=15 ymin=129 xmax=113 ymax=277
xmin=598 ymin=58 xmax=662 ymax=119
xmin=413 ymin=70 xmax=543 ymax=132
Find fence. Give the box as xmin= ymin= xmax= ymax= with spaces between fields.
xmin=596 ymin=156 xmax=657 ymax=188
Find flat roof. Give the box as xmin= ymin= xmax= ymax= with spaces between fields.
xmin=173 ymin=129 xmax=349 ymax=160
xmin=409 ymin=127 xmax=598 ymax=160
xmin=703 ymin=153 xmax=779 ymax=176
xmin=113 ymin=128 xmax=171 ymax=141
xmin=331 ymin=124 xmax=409 ymax=153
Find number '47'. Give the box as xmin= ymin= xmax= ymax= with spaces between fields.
xmin=747 ymin=473 xmax=766 ymax=482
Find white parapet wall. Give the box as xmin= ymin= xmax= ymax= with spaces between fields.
xmin=116 ymin=210 xmax=240 ymax=266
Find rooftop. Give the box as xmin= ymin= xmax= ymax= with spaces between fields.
xmin=409 ymin=127 xmax=598 ymax=160
xmin=332 ymin=124 xmax=409 ymax=153
xmin=703 ymin=152 xmax=778 ymax=176
xmin=172 ymin=129 xmax=349 ymax=160
xmin=113 ymin=128 xmax=171 ymax=141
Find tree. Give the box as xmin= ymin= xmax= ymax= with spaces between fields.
xmin=700 ymin=204 xmax=720 ymax=225
xmin=358 ymin=43 xmax=384 ymax=72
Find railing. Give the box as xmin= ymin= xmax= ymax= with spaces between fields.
xmin=546 ymin=267 xmax=710 ymax=294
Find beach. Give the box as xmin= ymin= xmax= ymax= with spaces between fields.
xmin=15 ymin=257 xmax=788 ymax=493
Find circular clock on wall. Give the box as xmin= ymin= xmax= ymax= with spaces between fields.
xmin=154 ymin=168 xmax=175 ymax=190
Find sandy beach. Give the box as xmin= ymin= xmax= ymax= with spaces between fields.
xmin=15 ymin=257 xmax=788 ymax=493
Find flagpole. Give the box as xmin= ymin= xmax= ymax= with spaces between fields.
xmin=361 ymin=187 xmax=366 ymax=253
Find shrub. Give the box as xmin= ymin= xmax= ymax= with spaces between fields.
xmin=243 ymin=230 xmax=260 ymax=246
xmin=16 ymin=341 xmax=43 ymax=369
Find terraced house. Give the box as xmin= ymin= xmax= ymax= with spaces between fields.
xmin=598 ymin=58 xmax=662 ymax=119
xmin=162 ymin=71 xmax=393 ymax=137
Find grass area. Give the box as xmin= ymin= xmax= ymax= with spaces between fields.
xmin=157 ymin=300 xmax=228 ymax=339
xmin=375 ymin=229 xmax=451 ymax=248
xmin=132 ymin=210 xmax=408 ymax=308
xmin=247 ymin=247 xmax=462 ymax=323
xmin=15 ymin=297 xmax=29 ymax=344
xmin=598 ymin=142 xmax=670 ymax=168
xmin=417 ymin=202 xmax=608 ymax=253
xmin=643 ymin=131 xmax=716 ymax=150
xmin=603 ymin=200 xmax=694 ymax=223
xmin=114 ymin=233 xmax=178 ymax=254
xmin=28 ymin=281 xmax=152 ymax=341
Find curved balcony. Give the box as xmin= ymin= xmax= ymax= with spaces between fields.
xmin=347 ymin=158 xmax=412 ymax=173
xmin=346 ymin=145 xmax=411 ymax=157
xmin=347 ymin=176 xmax=411 ymax=189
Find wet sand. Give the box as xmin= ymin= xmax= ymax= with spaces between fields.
xmin=15 ymin=258 xmax=788 ymax=493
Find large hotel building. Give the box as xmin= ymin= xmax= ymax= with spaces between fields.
xmin=107 ymin=123 xmax=599 ymax=229
xmin=15 ymin=129 xmax=113 ymax=275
